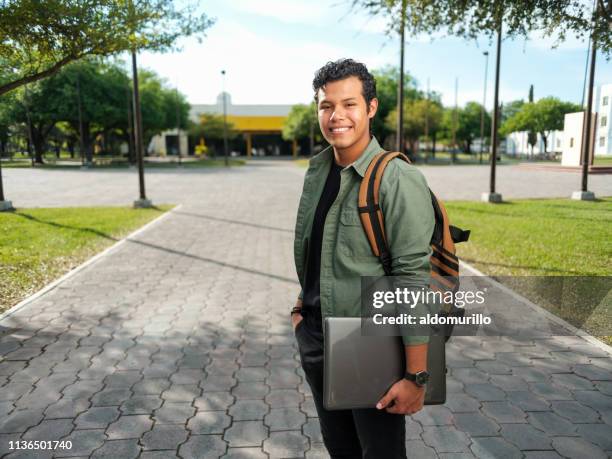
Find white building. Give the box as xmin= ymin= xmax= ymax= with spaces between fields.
xmin=594 ymin=83 xmax=612 ymax=155
xmin=505 ymin=130 xmax=563 ymax=157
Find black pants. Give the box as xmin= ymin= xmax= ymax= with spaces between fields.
xmin=295 ymin=311 xmax=406 ymax=459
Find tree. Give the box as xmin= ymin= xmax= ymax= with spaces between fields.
xmin=501 ymin=97 xmax=581 ymax=153
xmin=0 ymin=0 xmax=214 ymax=96
xmin=441 ymin=102 xmax=490 ymax=154
xmin=385 ymin=98 xmax=444 ymax=158
xmin=371 ymin=66 xmax=425 ymax=146
xmin=282 ymin=103 xmax=321 ymax=155
xmin=189 ymin=114 xmax=238 ymax=144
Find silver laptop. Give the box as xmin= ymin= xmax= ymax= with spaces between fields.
xmin=323 ymin=317 xmax=446 ymax=410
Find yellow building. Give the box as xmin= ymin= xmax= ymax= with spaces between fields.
xmin=190 ymin=93 xmax=299 ymax=157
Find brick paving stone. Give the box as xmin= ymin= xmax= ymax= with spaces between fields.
xmin=224 ymin=421 xmax=268 ymax=448
xmin=153 ymin=402 xmax=196 ymax=423
xmin=506 ymin=391 xmax=551 ymax=411
xmin=475 ymin=361 xmax=512 ymax=375
xmin=551 ymin=373 xmax=594 ymax=390
xmin=575 ymin=423 xmax=612 ymax=450
xmin=464 ymin=384 xmax=506 ymax=402
xmin=527 ymin=411 xmax=577 ymax=435
xmin=451 ymin=368 xmax=490 ymax=384
xmin=422 ymin=426 xmax=470 ymax=453
xmin=235 ymin=367 xmax=269 ymax=382
xmin=141 ymin=424 xmax=188 ymax=451
xmin=523 ymin=452 xmax=564 ymax=459
xmin=551 ymin=400 xmax=600 ymax=423
xmin=179 ymin=434 xmax=227 ymax=458
xmin=481 ymin=402 xmax=527 ymax=423
xmin=139 ymin=452 xmax=179 ymax=459
xmin=187 ymin=411 xmax=231 ymax=434
xmin=444 ymin=393 xmax=480 ymax=413
xmin=0 ymin=433 xmax=24 ymax=457
xmin=572 ymin=364 xmax=612 ymax=381
xmin=55 ymin=429 xmax=106 ymax=457
xmin=303 ymin=417 xmax=323 ymax=443
xmin=74 ymin=406 xmax=120 ymax=429
xmin=90 ymin=388 xmax=131 ymax=406
xmin=265 ymin=389 xmax=303 ymax=408
xmin=263 ymin=431 xmax=308 ymax=457
xmin=400 ymin=418 xmax=421 ymax=443
xmin=300 ymin=397 xmax=318 ymax=417
xmin=0 ymin=409 xmax=44 ymax=433
xmin=22 ymin=418 xmax=74 ymax=441
xmin=512 ymin=367 xmax=551 ymax=383
xmin=132 ymin=378 xmax=171 ymax=395
xmin=105 ymin=414 xmax=153 ymax=439
xmin=195 ymin=392 xmax=235 ymax=411
xmin=119 ymin=395 xmax=163 ymax=414
xmin=470 ymin=437 xmax=522 ymax=459
xmin=232 ymin=382 xmax=269 ymax=399
xmin=404 ymin=439 xmax=438 ymax=459
xmin=229 ymin=400 xmax=269 ymax=421
xmin=162 ymin=384 xmax=201 ymax=402
xmin=453 ymin=412 xmax=500 ymax=436
xmin=552 ymin=436 xmax=608 ymax=459
xmin=44 ymin=398 xmax=90 ymax=419
xmin=574 ymin=390 xmax=612 ymax=411
xmin=489 ymin=375 xmax=528 ymax=391
xmin=305 ymin=442 xmax=329 ymax=459
xmin=412 ymin=405 xmax=454 ymax=425
xmin=221 ymin=448 xmax=268 ymax=459
xmin=90 ymin=438 xmax=141 ymax=458
xmin=500 ymin=423 xmax=552 ymax=450
xmin=264 ymin=407 xmax=306 ymax=431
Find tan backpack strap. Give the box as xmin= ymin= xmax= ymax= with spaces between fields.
xmin=358 ymin=151 xmax=410 ymax=273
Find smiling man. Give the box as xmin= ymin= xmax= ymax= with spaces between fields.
xmin=292 ymin=59 xmax=435 ymax=458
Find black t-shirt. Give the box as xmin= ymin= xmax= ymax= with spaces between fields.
xmin=301 ymin=159 xmax=343 ymax=334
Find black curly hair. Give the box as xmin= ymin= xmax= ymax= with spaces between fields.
xmin=312 ymin=58 xmax=377 ymax=107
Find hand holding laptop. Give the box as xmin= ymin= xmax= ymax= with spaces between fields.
xmin=376 ymin=379 xmax=425 ymax=414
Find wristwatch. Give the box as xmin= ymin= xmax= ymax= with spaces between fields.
xmin=404 ymin=370 xmax=429 ymax=387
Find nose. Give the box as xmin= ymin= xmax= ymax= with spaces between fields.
xmin=329 ymin=107 xmax=345 ymax=121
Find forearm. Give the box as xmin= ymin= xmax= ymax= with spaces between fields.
xmin=405 ymin=343 xmax=428 ymax=373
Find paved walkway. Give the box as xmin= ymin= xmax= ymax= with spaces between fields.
xmin=0 ymin=162 xmax=611 ymax=458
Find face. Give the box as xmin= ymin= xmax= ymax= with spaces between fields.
xmin=316 ymin=76 xmax=378 ymax=151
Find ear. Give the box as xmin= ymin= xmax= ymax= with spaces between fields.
xmin=367 ymin=97 xmax=379 ymax=119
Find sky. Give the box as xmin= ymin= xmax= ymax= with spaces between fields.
xmin=129 ymin=0 xmax=612 ymax=110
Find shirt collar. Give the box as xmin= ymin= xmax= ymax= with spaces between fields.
xmin=309 ymin=136 xmax=383 ymax=177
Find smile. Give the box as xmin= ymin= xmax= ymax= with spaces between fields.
xmin=330 ymin=127 xmax=351 ymax=133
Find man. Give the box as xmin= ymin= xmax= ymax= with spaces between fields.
xmin=292 ymin=58 xmax=435 ymax=459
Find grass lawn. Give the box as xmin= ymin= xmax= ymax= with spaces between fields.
xmin=446 ymin=198 xmax=612 ymax=344
xmin=0 ymin=205 xmax=173 ymax=314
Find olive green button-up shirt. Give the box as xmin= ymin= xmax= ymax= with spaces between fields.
xmin=293 ymin=137 xmax=435 ymax=345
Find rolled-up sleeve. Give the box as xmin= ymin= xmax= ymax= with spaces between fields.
xmin=379 ymin=161 xmax=434 ymax=345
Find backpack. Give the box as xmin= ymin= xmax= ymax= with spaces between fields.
xmin=358 ymin=151 xmax=471 ymax=341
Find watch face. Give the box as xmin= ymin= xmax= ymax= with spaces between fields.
xmin=416 ymin=371 xmax=430 ymax=386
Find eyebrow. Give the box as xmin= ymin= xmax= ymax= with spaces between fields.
xmin=319 ymin=97 xmax=359 ymax=104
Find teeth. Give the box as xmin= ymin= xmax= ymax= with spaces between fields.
xmin=331 ymin=127 xmax=350 ymax=132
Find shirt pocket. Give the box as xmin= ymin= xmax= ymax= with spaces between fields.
xmin=338 ymin=207 xmax=375 ymax=258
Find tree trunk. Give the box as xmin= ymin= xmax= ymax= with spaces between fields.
xmin=541 ymin=132 xmax=548 ymax=154
xmin=432 ymin=132 xmax=437 ymax=159
xmin=68 ymin=140 xmax=75 ymax=158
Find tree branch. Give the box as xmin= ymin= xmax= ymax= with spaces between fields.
xmin=0 ymin=54 xmax=81 ymax=97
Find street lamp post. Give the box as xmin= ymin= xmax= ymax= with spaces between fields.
xmin=175 ymin=88 xmax=182 ymax=166
xmin=480 ymin=51 xmax=489 ymax=165
xmin=221 ymin=70 xmax=229 ymax=167
xmin=131 ymin=49 xmax=152 ymax=208
xmin=396 ymin=0 xmax=407 ymax=154
xmin=0 ymin=145 xmax=12 ymax=211
xmin=482 ymin=19 xmax=503 ymax=203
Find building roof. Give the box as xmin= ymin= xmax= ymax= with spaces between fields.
xmin=189 ymin=93 xmax=294 ymax=122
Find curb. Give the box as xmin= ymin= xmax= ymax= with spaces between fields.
xmin=0 ymin=204 xmax=182 ymax=324
xmin=460 ymin=260 xmax=612 ymax=355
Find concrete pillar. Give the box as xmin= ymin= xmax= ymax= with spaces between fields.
xmin=246 ymin=133 xmax=252 ymax=158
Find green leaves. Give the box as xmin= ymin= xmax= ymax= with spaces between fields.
xmin=0 ymin=0 xmax=215 ymax=96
